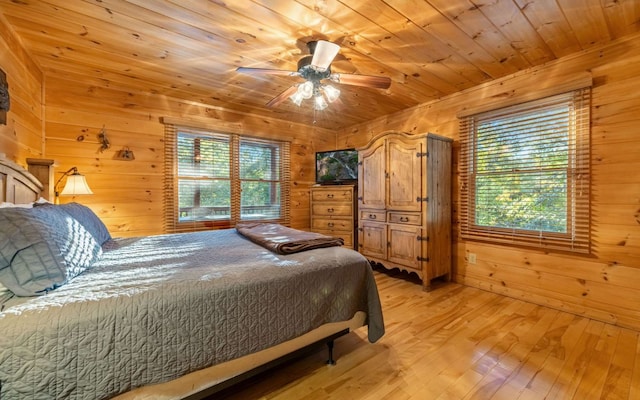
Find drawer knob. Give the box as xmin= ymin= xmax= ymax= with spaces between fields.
xmin=327 ymin=194 xmax=334 ymax=199
xmin=328 ymin=222 xmax=335 ymax=227
xmin=369 ymin=214 xmax=376 ymax=219
xmin=327 ymin=208 xmax=334 ymax=213
xmin=400 ymin=216 xmax=409 ymax=222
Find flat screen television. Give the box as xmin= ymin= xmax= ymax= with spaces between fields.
xmin=315 ymin=149 xmax=358 ymax=184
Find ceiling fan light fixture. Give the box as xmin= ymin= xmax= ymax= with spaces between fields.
xmin=290 ymin=89 xmax=304 ymax=106
xmin=323 ymin=85 xmax=340 ymax=103
xmin=299 ymin=81 xmax=314 ymax=99
xmin=314 ymin=94 xmax=328 ymax=111
xmin=237 ymin=40 xmax=391 ymax=114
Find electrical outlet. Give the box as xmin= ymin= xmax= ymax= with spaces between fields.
xmin=468 ymin=253 xmax=477 ymax=264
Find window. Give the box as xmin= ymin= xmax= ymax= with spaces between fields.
xmin=459 ymin=88 xmax=590 ymax=253
xmin=164 ymin=124 xmax=290 ymax=232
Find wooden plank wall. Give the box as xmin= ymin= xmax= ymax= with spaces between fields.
xmin=335 ymin=32 xmax=640 ymax=331
xmin=43 ymin=73 xmax=335 ymax=237
xmin=0 ymin=9 xmax=335 ymax=237
xmin=3 ymin=3 xmax=638 ymax=333
xmin=0 ymin=14 xmax=43 ymax=162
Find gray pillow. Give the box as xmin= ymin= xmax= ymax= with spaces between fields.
xmin=0 ymin=206 xmax=103 ymax=296
xmin=37 ymin=202 xmax=111 ymax=245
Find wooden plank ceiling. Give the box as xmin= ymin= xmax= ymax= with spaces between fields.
xmin=1 ymin=0 xmax=639 ymax=130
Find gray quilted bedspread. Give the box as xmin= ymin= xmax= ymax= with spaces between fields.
xmin=0 ymin=229 xmax=384 ymax=400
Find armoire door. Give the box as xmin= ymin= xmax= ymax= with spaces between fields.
xmin=358 ymin=221 xmax=387 ymax=260
xmin=387 ymin=138 xmax=423 ymax=211
xmin=387 ymin=224 xmax=421 ymax=270
xmin=358 ymin=141 xmax=386 ymax=210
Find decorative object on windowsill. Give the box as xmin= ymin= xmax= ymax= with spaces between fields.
xmin=115 ymin=147 xmax=135 ymax=161
xmin=236 ymin=40 xmax=391 ymax=111
xmin=0 ymin=68 xmax=10 ymax=125
xmin=54 ymin=167 xmax=93 ymax=204
xmin=98 ymin=126 xmax=110 ymax=152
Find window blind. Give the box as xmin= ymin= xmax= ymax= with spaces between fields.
xmin=459 ymin=88 xmax=591 ymax=253
xmin=163 ymin=123 xmax=290 ymax=233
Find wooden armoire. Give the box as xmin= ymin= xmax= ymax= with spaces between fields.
xmin=357 ymin=131 xmax=452 ymax=291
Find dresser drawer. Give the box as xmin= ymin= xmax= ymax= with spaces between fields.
xmin=388 ymin=212 xmax=421 ymax=225
xmin=312 ymin=218 xmax=353 ymax=231
xmin=311 ymin=204 xmax=352 ymax=216
xmin=311 ymin=188 xmax=353 ymax=202
xmin=360 ymin=210 xmax=386 ymax=222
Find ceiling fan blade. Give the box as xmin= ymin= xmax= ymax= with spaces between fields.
xmin=310 ymin=40 xmax=340 ymax=71
xmin=266 ymin=85 xmax=299 ymax=107
xmin=236 ymin=67 xmax=297 ymax=76
xmin=331 ymin=73 xmax=391 ymax=89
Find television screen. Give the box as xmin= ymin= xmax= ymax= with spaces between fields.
xmin=315 ymin=149 xmax=358 ymax=184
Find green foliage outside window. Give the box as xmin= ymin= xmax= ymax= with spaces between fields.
xmin=474 ymin=106 xmax=570 ymax=234
xmin=460 ymin=88 xmax=590 ymax=253
xmin=176 ymin=132 xmax=282 ymax=222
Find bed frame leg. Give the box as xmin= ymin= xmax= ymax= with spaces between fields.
xmin=326 ymin=340 xmax=336 ymax=365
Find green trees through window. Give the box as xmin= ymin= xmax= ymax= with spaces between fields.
xmin=474 ymin=106 xmax=569 ymax=233
xmin=459 ymin=88 xmax=591 ymax=253
xmin=239 ymin=140 xmax=281 ymax=219
xmin=176 ymin=131 xmax=284 ymax=223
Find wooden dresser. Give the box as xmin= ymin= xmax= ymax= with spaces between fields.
xmin=357 ymin=131 xmax=452 ymax=291
xmin=309 ymin=184 xmax=356 ymax=249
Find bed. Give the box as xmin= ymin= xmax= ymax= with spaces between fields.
xmin=0 ymin=156 xmax=385 ymax=400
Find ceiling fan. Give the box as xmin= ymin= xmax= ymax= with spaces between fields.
xmin=236 ymin=40 xmax=392 ymax=110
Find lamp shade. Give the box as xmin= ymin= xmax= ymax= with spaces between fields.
xmin=290 ymin=90 xmax=304 ymax=106
xmin=323 ymin=85 xmax=340 ymax=103
xmin=314 ymin=94 xmax=328 ymax=111
xmin=299 ymin=81 xmax=314 ymax=99
xmin=60 ymin=173 xmax=93 ymax=195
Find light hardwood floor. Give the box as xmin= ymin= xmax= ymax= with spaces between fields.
xmin=217 ymin=268 xmax=640 ymax=399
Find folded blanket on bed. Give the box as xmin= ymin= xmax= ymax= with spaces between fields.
xmin=236 ymin=223 xmax=344 ymax=254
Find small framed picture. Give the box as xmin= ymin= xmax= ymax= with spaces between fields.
xmin=0 ymin=68 xmax=9 ymax=125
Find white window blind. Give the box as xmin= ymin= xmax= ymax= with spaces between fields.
xmin=459 ymin=88 xmax=591 ymax=253
xmin=177 ymin=131 xmax=231 ymax=222
xmin=164 ymin=124 xmax=291 ymax=233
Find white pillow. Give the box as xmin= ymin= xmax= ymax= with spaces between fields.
xmin=0 ymin=202 xmax=33 ymax=208
xmin=0 ymin=197 xmax=50 ymax=208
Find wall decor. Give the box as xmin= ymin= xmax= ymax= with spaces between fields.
xmin=0 ymin=68 xmax=9 ymax=125
xmin=115 ymin=147 xmax=135 ymax=161
xmin=98 ymin=126 xmax=110 ymax=152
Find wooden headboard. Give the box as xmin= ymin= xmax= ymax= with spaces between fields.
xmin=0 ymin=157 xmax=44 ymax=204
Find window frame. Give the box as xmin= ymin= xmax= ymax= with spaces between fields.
xmin=163 ymin=124 xmax=291 ymax=233
xmin=459 ymin=88 xmax=591 ymax=254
